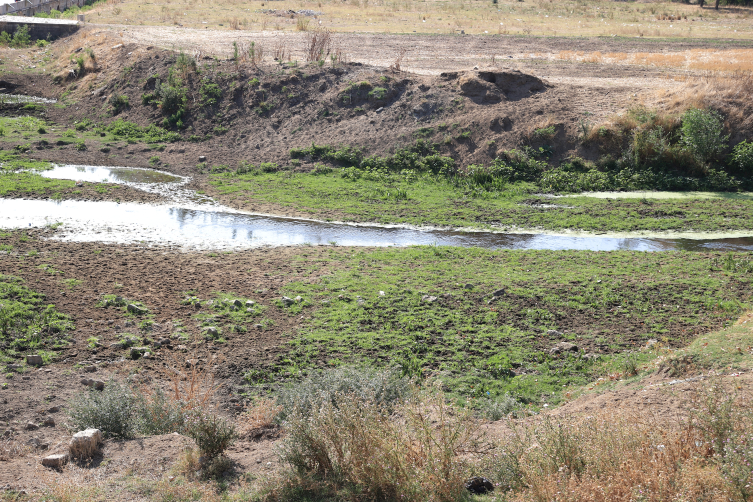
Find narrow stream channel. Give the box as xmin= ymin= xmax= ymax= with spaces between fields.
xmin=2 ymin=164 xmax=753 ymax=251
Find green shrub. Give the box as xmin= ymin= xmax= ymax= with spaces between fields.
xmin=730 ymin=140 xmax=753 ymax=173
xmin=311 ymin=163 xmax=332 ymax=175
xmin=134 ymin=388 xmax=187 ymax=436
xmin=185 ymin=411 xmax=236 ymax=460
xmin=478 ymin=393 xmax=519 ymax=420
xmin=8 ymin=25 xmax=31 ymax=48
xmin=368 ymin=87 xmax=388 ymax=100
xmin=199 ymin=80 xmax=222 ymax=107
xmin=276 ymin=366 xmax=411 ymax=420
xmin=68 ymin=379 xmax=136 ymax=439
xmin=680 ymin=108 xmax=729 ymax=163
xmin=109 ymin=94 xmax=130 ymax=115
xmin=74 ymin=140 xmax=87 ymax=151
xmin=260 ymin=162 xmax=279 ymax=173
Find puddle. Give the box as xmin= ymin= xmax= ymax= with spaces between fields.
xmin=571 ymin=191 xmax=753 ymax=200
xmin=42 ymin=164 xmax=183 ymax=184
xmin=41 ymin=164 xmax=216 ymax=206
xmin=0 ymin=94 xmax=57 ymax=105
xmin=2 ymin=199 xmax=753 ymax=251
xmin=4 ymin=164 xmax=753 ymax=251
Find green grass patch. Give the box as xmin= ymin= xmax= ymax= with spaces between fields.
xmin=261 ymin=247 xmax=752 ymax=407
xmin=0 ymin=150 xmax=53 ymax=172
xmin=210 ymin=167 xmax=753 ymax=233
xmin=191 ymin=292 xmax=269 ymax=341
xmin=0 ymin=274 xmax=73 ymax=365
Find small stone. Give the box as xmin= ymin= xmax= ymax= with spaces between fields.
xmin=549 ymin=342 xmax=579 ymax=355
xmin=25 ymin=355 xmax=43 ymax=366
xmin=256 ymin=459 xmax=261 ymax=464
xmin=245 ymin=300 xmax=255 ymax=307
xmin=294 ymin=296 xmax=303 ymax=303
xmin=199 ymin=155 xmax=207 ymax=162
xmin=84 ymin=365 xmax=96 ymax=373
xmin=464 ymin=283 xmax=474 ymax=290
xmin=42 ymin=453 xmax=69 ymax=468
xmin=43 ymin=417 xmax=55 ymax=427
xmin=126 ymin=304 xmax=145 ymax=315
xmin=379 ymin=291 xmax=385 ymax=296
xmin=281 ymin=297 xmax=295 ymax=307
xmin=546 ymin=329 xmax=563 ymax=336
xmin=376 ymin=107 xmax=384 ymax=113
xmin=492 ymin=288 xmax=505 ymax=297
xmin=80 ymin=378 xmax=93 ymax=387
xmin=47 ymin=406 xmax=60 ymax=413
xmin=254 ymin=324 xmax=263 ymax=330
xmin=465 ymin=477 xmax=494 ymax=494
xmin=124 ymin=320 xmax=134 ymax=328
xmin=422 ymin=295 xmax=438 ymax=303
xmin=25 ymin=422 xmax=39 ymax=431
xmin=233 ymin=299 xmax=243 ymax=308
xmin=204 ymin=327 xmax=219 ymax=338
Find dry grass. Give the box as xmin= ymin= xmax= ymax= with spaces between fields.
xmin=158 ymin=348 xmax=223 ymax=411
xmin=66 ymin=0 xmax=753 ymax=39
xmin=304 ymin=28 xmax=332 ymax=62
xmin=557 ymin=48 xmax=753 ymax=73
xmin=271 ymin=391 xmax=487 ymax=502
xmin=238 ymin=398 xmax=281 ymax=435
xmin=494 ymin=414 xmax=731 ymax=502
xmin=0 ymin=438 xmax=28 ymax=462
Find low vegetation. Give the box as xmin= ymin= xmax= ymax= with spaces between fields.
xmin=243 ymin=247 xmax=753 ymax=408
xmin=0 ymin=274 xmax=73 ymax=368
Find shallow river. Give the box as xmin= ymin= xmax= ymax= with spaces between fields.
xmin=1 ymin=164 xmax=752 ymax=251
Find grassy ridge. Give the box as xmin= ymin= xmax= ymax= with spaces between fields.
xmin=249 ymin=247 xmax=753 ymax=407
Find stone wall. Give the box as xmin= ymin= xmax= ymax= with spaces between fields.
xmin=0 ymin=15 xmax=79 ymax=40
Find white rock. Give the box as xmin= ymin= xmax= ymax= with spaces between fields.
xmin=70 ymin=428 xmax=102 ymax=459
xmin=42 ymin=453 xmax=69 ymax=468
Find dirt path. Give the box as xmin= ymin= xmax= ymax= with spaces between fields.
xmin=93 ymin=24 xmax=745 ymax=85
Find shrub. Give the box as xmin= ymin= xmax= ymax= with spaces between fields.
xmin=730 ymin=140 xmax=753 ymax=173
xmin=276 ymin=391 xmax=479 ymax=502
xmin=478 ymin=393 xmax=519 ymax=420
xmin=134 ymin=387 xmax=187 ymax=436
xmin=185 ymin=411 xmax=236 ymax=460
xmin=276 ymin=366 xmax=411 ymax=420
xmin=68 ymin=379 xmax=136 ymax=439
xmin=680 ymin=108 xmax=729 ymax=163
xmin=199 ymin=80 xmax=222 ymax=107
xmin=368 ymin=87 xmax=388 ymax=100
xmin=311 ymin=163 xmax=332 ymax=175
xmin=109 ymin=94 xmax=129 ymax=115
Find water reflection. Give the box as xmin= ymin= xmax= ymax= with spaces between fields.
xmin=2 ymin=199 xmax=753 ymax=251
xmin=41 ymin=165 xmax=183 ymax=184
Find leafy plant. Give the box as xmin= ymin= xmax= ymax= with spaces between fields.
xmin=68 ymin=378 xmax=136 ymax=439
xmin=680 ymin=108 xmax=729 ymax=163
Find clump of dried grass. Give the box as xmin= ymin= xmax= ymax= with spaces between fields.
xmin=270 ymin=391 xmax=487 ymax=502
xmin=239 ymin=398 xmax=281 ymax=436
xmin=305 ymin=28 xmax=332 ymax=62
xmin=481 ymin=381 xmax=753 ymax=502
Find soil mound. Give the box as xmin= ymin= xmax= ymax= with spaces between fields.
xmin=445 ymin=69 xmax=549 ymax=103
